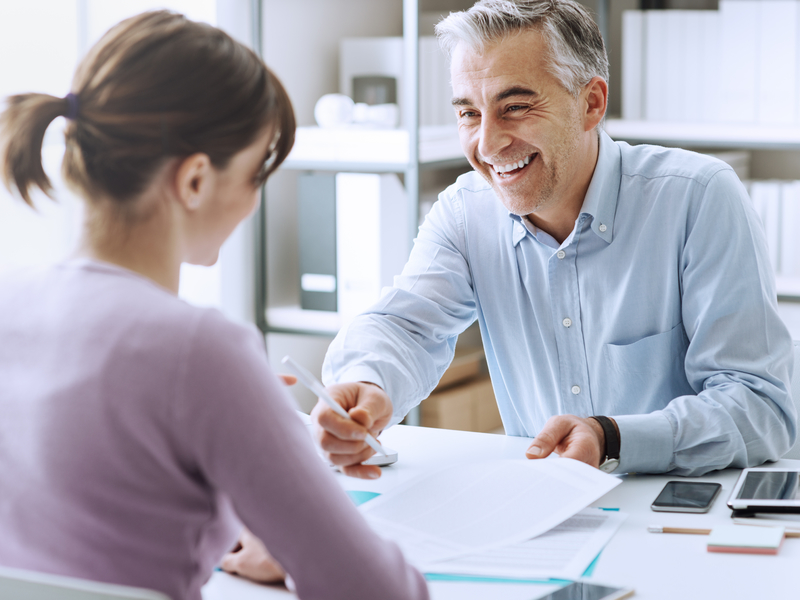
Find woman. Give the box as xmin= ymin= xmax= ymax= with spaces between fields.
xmin=0 ymin=11 xmax=427 ymax=600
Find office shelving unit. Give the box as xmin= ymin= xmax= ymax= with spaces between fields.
xmin=255 ymin=0 xmax=472 ymax=420
xmin=261 ymin=0 xmax=471 ymax=336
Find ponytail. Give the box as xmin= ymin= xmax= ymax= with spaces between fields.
xmin=0 ymin=93 xmax=72 ymax=207
xmin=1 ymin=11 xmax=295 ymax=210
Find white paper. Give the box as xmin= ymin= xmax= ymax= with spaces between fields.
xmin=781 ymin=181 xmax=800 ymax=278
xmin=621 ymin=10 xmax=643 ymax=121
xmin=719 ymin=0 xmax=759 ymax=123
xmin=758 ymin=0 xmax=798 ymax=126
xmin=360 ymin=458 xmax=621 ymax=564
xmin=426 ymin=509 xmax=627 ymax=581
xmin=644 ymin=10 xmax=667 ymax=121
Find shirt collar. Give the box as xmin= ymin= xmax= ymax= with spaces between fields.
xmin=579 ymin=129 xmax=621 ymax=245
xmin=508 ymin=129 xmax=621 ymax=247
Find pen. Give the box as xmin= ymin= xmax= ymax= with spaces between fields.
xmin=281 ymin=356 xmax=386 ymax=456
xmin=648 ymin=525 xmax=800 ymax=538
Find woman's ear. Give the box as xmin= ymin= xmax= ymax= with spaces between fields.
xmin=174 ymin=153 xmax=213 ymax=211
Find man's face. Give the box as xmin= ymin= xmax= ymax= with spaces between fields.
xmin=451 ymin=29 xmax=591 ymax=217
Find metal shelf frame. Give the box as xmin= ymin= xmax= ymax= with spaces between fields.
xmin=254 ymin=0 xmax=433 ymax=424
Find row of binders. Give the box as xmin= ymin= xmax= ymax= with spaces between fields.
xmin=747 ymin=180 xmax=800 ymax=278
xmin=623 ymin=1 xmax=800 ymax=125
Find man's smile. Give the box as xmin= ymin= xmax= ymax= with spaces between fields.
xmin=488 ymin=152 xmax=538 ymax=178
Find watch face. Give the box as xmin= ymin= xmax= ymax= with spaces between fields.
xmin=599 ymin=458 xmax=620 ymax=474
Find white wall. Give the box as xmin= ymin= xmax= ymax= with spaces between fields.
xmin=0 ymin=0 xmax=261 ymax=325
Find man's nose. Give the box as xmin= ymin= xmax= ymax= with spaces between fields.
xmin=477 ymin=115 xmax=512 ymax=163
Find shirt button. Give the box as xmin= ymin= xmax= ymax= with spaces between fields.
xmin=557 ymin=250 xmax=566 ymax=259
xmin=571 ymin=385 xmax=581 ymax=395
xmin=599 ymin=223 xmax=607 ymax=232
xmin=562 ymin=317 xmax=572 ymax=328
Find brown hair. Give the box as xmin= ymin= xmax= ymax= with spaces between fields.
xmin=0 ymin=10 xmax=295 ymax=207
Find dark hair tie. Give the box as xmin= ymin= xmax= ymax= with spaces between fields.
xmin=64 ymin=92 xmax=79 ymax=120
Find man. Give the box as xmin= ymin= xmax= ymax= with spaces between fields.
xmin=313 ymin=0 xmax=796 ymax=479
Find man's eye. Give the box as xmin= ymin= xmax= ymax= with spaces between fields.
xmin=507 ymin=105 xmax=527 ymax=112
xmin=458 ymin=110 xmax=478 ymax=119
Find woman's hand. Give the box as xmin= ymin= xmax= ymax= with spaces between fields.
xmin=220 ymin=528 xmax=285 ymax=584
xmin=277 ymin=374 xmax=297 ymax=386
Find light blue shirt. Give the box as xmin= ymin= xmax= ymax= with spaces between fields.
xmin=323 ymin=131 xmax=796 ymax=476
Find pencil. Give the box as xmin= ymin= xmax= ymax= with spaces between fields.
xmin=648 ymin=526 xmax=710 ymax=535
xmin=648 ymin=525 xmax=800 ymax=538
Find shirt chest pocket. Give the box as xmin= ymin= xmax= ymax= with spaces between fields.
xmin=598 ymin=322 xmax=695 ymax=414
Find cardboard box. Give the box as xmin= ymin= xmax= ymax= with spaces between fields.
xmin=421 ymin=375 xmax=503 ymax=433
xmin=434 ymin=347 xmax=486 ymax=391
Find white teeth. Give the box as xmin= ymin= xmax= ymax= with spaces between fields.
xmin=492 ymin=154 xmax=534 ymax=174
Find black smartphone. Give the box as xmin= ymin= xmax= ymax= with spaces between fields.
xmin=533 ymin=582 xmax=634 ymax=600
xmin=651 ymin=480 xmax=722 ymax=513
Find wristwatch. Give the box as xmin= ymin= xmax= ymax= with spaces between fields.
xmin=590 ymin=416 xmax=620 ymax=473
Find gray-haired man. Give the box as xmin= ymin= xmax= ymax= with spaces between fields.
xmin=312 ymin=0 xmax=795 ymax=479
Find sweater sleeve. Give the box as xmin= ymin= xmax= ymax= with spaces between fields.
xmin=173 ymin=311 xmax=428 ymax=600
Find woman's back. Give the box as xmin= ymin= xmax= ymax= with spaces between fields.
xmin=0 ymin=259 xmax=247 ymax=599
xmin=0 ymin=259 xmax=427 ymax=600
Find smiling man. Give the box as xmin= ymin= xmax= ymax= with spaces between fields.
xmin=314 ymin=0 xmax=796 ymax=478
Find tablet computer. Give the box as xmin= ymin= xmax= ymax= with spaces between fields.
xmin=727 ymin=468 xmax=800 ymax=512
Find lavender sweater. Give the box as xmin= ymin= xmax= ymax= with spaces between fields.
xmin=0 ymin=259 xmax=427 ymax=600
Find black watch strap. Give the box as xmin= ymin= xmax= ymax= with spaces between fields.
xmin=590 ymin=415 xmax=620 ymax=460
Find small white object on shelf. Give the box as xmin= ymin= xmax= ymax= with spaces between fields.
xmin=314 ymin=93 xmax=400 ymax=129
xmin=314 ymin=93 xmax=356 ymax=128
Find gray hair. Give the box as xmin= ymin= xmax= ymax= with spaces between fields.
xmin=435 ymin=0 xmax=609 ymax=98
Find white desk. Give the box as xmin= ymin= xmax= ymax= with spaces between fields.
xmin=203 ymin=425 xmax=800 ymax=599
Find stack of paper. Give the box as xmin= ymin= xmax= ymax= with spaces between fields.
xmin=358 ymin=458 xmax=622 ymax=576
xmin=428 ymin=508 xmax=626 ymax=580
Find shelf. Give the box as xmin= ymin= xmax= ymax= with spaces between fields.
xmin=605 ymin=119 xmax=800 ymax=151
xmin=266 ymin=306 xmax=342 ymax=336
xmin=776 ymin=277 xmax=800 ymax=301
xmin=282 ymin=125 xmax=468 ymax=172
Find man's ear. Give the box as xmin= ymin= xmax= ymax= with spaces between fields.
xmin=582 ymin=77 xmax=608 ymax=132
xmin=174 ymin=153 xmax=213 ymax=211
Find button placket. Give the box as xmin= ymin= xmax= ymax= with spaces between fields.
xmin=548 ymin=224 xmax=592 ymax=413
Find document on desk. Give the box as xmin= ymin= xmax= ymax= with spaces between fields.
xmin=359 ymin=457 xmax=621 ymax=565
xmin=428 ymin=508 xmax=627 ymax=580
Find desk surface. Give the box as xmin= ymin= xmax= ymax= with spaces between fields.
xmin=203 ymin=424 xmax=799 ymax=600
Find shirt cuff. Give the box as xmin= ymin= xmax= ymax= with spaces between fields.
xmin=614 ymin=412 xmax=674 ymax=473
xmin=332 ymin=365 xmax=386 ymax=390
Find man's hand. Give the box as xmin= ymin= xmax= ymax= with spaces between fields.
xmin=311 ymin=382 xmax=393 ymax=480
xmin=525 ymin=415 xmax=606 ymax=468
xmin=220 ymin=528 xmax=285 ymax=584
